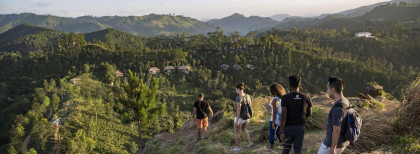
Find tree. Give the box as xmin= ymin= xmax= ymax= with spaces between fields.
xmin=28 ymin=148 xmax=37 ymax=154
xmin=114 ymin=70 xmax=166 ymax=153
xmin=51 ymin=93 xmax=60 ymax=112
xmin=96 ymin=62 xmax=116 ymax=84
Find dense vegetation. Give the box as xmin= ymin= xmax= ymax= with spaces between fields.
xmin=0 ymin=4 xmax=419 ymax=153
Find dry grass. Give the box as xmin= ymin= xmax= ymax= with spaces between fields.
xmin=398 ymin=77 xmax=420 ymax=134
xmin=348 ymin=111 xmax=399 ymax=153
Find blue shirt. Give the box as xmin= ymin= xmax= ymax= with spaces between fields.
xmin=323 ymin=98 xmax=350 ymax=148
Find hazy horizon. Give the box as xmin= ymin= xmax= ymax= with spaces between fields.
xmin=0 ymin=0 xmax=392 ymax=19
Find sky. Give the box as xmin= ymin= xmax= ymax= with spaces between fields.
xmin=0 ymin=0 xmax=391 ymax=19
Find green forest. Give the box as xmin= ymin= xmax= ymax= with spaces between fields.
xmin=0 ymin=4 xmax=419 ymax=154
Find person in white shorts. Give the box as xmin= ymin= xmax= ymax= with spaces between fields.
xmin=232 ymin=82 xmax=253 ymax=152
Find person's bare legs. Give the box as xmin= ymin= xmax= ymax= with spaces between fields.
xmin=241 ymin=123 xmax=252 ymax=144
xmin=203 ymin=126 xmax=207 ymax=138
xmin=197 ymin=127 xmax=201 ymax=138
xmin=234 ymin=123 xmax=241 ymax=148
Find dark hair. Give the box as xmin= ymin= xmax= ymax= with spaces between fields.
xmin=289 ymin=75 xmax=301 ymax=88
xmin=236 ymin=82 xmax=245 ymax=90
xmin=270 ymin=83 xmax=286 ymax=97
xmin=199 ymin=93 xmax=204 ymax=98
xmin=328 ymin=76 xmax=344 ymax=94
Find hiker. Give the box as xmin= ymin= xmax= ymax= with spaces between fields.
xmin=317 ymin=77 xmax=350 ymax=154
xmin=232 ymin=82 xmax=254 ymax=152
xmin=279 ymin=75 xmax=313 ymax=154
xmin=268 ymin=83 xmax=286 ymax=150
xmin=192 ymin=93 xmax=213 ymax=141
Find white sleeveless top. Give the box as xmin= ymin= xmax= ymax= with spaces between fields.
xmin=270 ymin=97 xmax=282 ymax=125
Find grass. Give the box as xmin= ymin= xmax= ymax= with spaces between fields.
xmin=168 ymin=138 xmax=186 ymax=154
xmin=220 ymin=132 xmax=235 ymax=146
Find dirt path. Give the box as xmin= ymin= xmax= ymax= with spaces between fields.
xmin=22 ymin=134 xmax=32 ymax=153
xmin=150 ymin=94 xmax=398 ymax=153
xmin=54 ymin=125 xmax=61 ymax=154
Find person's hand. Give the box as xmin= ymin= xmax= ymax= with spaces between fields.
xmin=235 ymin=122 xmax=240 ymax=128
xmin=280 ymin=133 xmax=285 ymax=141
xmin=329 ymin=148 xmax=335 ymax=154
xmin=272 ymin=123 xmax=276 ymax=130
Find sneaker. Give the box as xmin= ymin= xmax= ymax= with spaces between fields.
xmin=247 ymin=143 xmax=254 ymax=148
xmin=232 ymin=147 xmax=241 ymax=152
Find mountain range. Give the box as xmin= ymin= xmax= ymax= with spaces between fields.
xmin=0 ymin=0 xmax=419 ymax=36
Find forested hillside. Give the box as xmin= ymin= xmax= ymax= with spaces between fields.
xmin=0 ymin=4 xmax=419 ymax=153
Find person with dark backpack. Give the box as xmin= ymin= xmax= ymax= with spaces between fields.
xmin=318 ymin=77 xmax=362 ymax=154
xmin=232 ymin=82 xmax=254 ymax=152
xmin=192 ymin=93 xmax=213 ymax=141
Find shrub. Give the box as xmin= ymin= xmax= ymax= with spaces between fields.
xmin=395 ymin=135 xmax=420 ymax=153
xmin=353 ymin=99 xmax=384 ymax=110
xmin=220 ymin=132 xmax=235 ymax=146
xmin=255 ymin=120 xmax=270 ymax=143
xmin=306 ymin=106 xmax=327 ymax=130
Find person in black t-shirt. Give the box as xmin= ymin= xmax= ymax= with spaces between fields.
xmin=279 ymin=75 xmax=313 ymax=154
xmin=192 ymin=93 xmax=213 ymax=141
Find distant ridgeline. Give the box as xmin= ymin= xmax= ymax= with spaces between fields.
xmin=0 ymin=13 xmax=216 ymax=36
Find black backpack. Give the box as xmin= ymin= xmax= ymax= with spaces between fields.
xmin=239 ymin=94 xmax=253 ymax=120
xmin=333 ymin=103 xmax=362 ymax=142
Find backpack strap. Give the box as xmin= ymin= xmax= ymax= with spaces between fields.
xmin=274 ymin=97 xmax=281 ymax=117
xmin=332 ymin=102 xmax=352 ymax=134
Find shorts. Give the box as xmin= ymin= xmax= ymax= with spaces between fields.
xmin=234 ymin=117 xmax=250 ymax=125
xmin=317 ymin=143 xmax=346 ymax=154
xmin=195 ymin=118 xmax=208 ymax=129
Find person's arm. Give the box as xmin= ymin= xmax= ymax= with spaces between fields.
xmin=236 ymin=102 xmax=241 ymax=125
xmin=271 ymin=99 xmax=278 ymax=129
xmin=208 ymin=105 xmax=214 ymax=118
xmin=329 ymin=107 xmax=345 ymax=154
xmin=306 ymin=96 xmax=313 ymax=117
xmin=330 ymin=126 xmax=341 ymax=154
xmin=192 ymin=107 xmax=196 ymax=120
xmin=306 ymin=106 xmax=312 ymax=117
xmin=280 ymin=106 xmax=287 ymax=140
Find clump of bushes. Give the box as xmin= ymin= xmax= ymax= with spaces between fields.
xmin=353 ymin=99 xmax=385 ymax=110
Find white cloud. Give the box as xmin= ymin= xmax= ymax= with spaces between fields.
xmin=36 ymin=2 xmax=54 ymax=7
xmin=0 ymin=4 xmax=14 ymax=14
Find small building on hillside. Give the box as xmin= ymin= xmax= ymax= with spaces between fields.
xmin=224 ymin=47 xmax=229 ymax=52
xmin=221 ymin=64 xmax=229 ymax=71
xmin=52 ymin=118 xmax=60 ymax=127
xmin=246 ymin=64 xmax=256 ymax=70
xmin=355 ymin=32 xmax=374 ymax=38
xmin=115 ymin=70 xmax=124 ymax=77
xmin=178 ymin=66 xmax=191 ymax=74
xmin=70 ymin=77 xmax=80 ymax=86
xmin=164 ymin=66 xmax=175 ymax=74
xmin=149 ymin=67 xmax=160 ymax=75
xmin=233 ymin=64 xmax=241 ymax=71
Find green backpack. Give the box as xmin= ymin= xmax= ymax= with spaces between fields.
xmin=239 ymin=94 xmax=253 ymax=120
